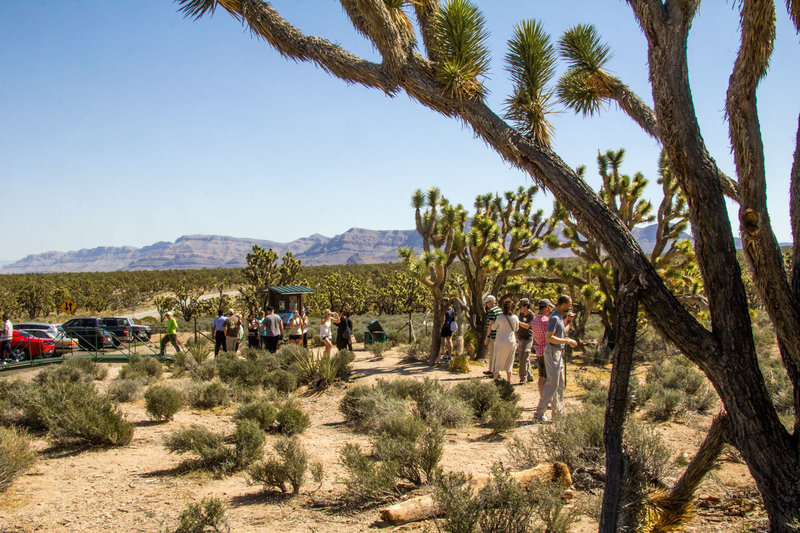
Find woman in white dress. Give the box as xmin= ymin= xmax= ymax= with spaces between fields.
xmin=491 ymin=298 xmax=519 ymax=382
xmin=320 ymin=309 xmax=334 ymax=356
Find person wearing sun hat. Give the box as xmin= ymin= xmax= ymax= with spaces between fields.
xmin=531 ymin=298 xmax=554 ymax=397
xmin=159 ymin=311 xmax=181 ymax=356
xmin=482 ymin=295 xmax=501 ymax=376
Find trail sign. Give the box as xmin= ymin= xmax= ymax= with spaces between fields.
xmin=60 ymin=299 xmax=77 ymax=315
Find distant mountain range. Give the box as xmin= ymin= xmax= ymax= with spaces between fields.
xmin=2 ymin=224 xmax=698 ymax=274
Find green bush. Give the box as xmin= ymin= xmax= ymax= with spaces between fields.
xmin=144 ymin=385 xmax=183 ymax=421
xmin=411 ymin=378 xmax=471 ymax=429
xmin=0 ymin=427 xmax=36 ymax=492
xmin=623 ymin=419 xmax=671 ymax=483
xmin=107 ymin=378 xmax=145 ymax=403
xmin=291 ymin=348 xmax=354 ymax=389
xmin=217 ymin=355 xmax=266 ymax=390
xmin=492 ymin=378 xmax=519 ymax=404
xmin=183 ymin=338 xmax=212 ymax=365
xmin=164 ymin=420 xmax=264 ymax=476
xmin=640 ymin=355 xmax=717 ymax=420
xmin=275 ymin=405 xmax=310 ymax=436
xmin=368 ymin=341 xmax=389 ymax=358
xmin=63 ymin=358 xmax=108 ymax=381
xmin=264 ymin=369 xmax=298 ymax=394
xmin=401 ymin=337 xmax=430 ymax=363
xmin=249 ymin=436 xmax=321 ymax=494
xmin=338 ymin=442 xmax=401 ymax=508
xmin=232 ymin=419 xmax=267 ymax=470
xmin=488 ymin=400 xmax=522 ymax=435
xmin=528 ymin=479 xmax=578 ymax=533
xmin=454 ymin=379 xmax=501 ymax=420
xmin=119 ymin=355 xmax=162 ymax=382
xmin=173 ymin=497 xmax=228 ymax=533
xmin=374 ymin=413 xmax=443 ymax=485
xmin=340 ymin=385 xmax=406 ymax=433
xmin=234 ymin=398 xmax=277 ymax=432
xmin=186 ymin=382 xmax=229 ymax=409
xmin=34 ymin=364 xmax=93 ymax=386
xmin=376 ymin=378 xmax=419 ymax=399
xmin=191 ymin=360 xmax=216 ymax=382
xmin=448 ymin=353 xmax=470 ymax=373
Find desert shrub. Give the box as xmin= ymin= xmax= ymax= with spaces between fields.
xmin=63 ymin=357 xmax=108 ymax=381
xmin=374 ymin=413 xmax=443 ymax=485
xmin=216 ymin=355 xmax=265 ymax=390
xmin=401 ymin=337 xmax=430 ymax=363
xmin=433 ymin=471 xmax=481 ymax=533
xmin=633 ymin=325 xmax=672 ymax=363
xmin=183 ymin=338 xmax=212 ymax=365
xmin=241 ymin=347 xmax=262 ymax=362
xmin=528 ymin=479 xmax=578 ymax=533
xmin=262 ymin=345 xmax=297 ymax=371
xmin=234 ymin=398 xmax=277 ymax=432
xmin=368 ymin=341 xmax=389 ymax=358
xmin=453 ymin=379 xmax=501 ymax=420
xmin=119 ymin=355 xmax=163 ymax=382
xmin=173 ymin=497 xmax=228 ymax=533
xmin=191 ymin=360 xmax=216 ymax=382
xmin=640 ymin=355 xmax=716 ymax=419
xmin=107 ymin=378 xmax=146 ymax=403
xmin=249 ymin=436 xmax=322 ymax=494
xmin=291 ymin=349 xmax=354 ymax=389
xmin=263 ymin=369 xmax=298 ymax=394
xmin=0 ymin=380 xmax=29 ymax=426
xmin=0 ymin=427 xmax=36 ymax=492
xmin=275 ymin=405 xmax=310 ymax=436
xmin=376 ymin=378 xmax=419 ymax=399
xmin=144 ymin=385 xmax=183 ymax=421
xmin=34 ymin=364 xmax=93 ymax=386
xmin=509 ymin=404 xmax=605 ymax=472
xmin=488 ymin=400 xmax=522 ymax=435
xmin=338 ymin=442 xmax=402 ymax=508
xmin=577 ymin=377 xmax=608 ymax=407
xmin=340 ymin=385 xmax=406 ymax=433
xmin=624 ymin=419 xmax=671 ymax=484
xmin=186 ymin=382 xmax=229 ymax=409
xmin=492 ymin=378 xmax=519 ymax=404
xmin=448 ymin=353 xmax=470 ymax=373
xmin=411 ymin=378 xmax=471 ymax=429
xmin=165 ymin=420 xmax=264 ymax=476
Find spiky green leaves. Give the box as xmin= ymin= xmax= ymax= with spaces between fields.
xmin=556 ymin=24 xmax=616 ymax=116
xmin=430 ymin=0 xmax=491 ymax=101
xmin=504 ymin=20 xmax=557 ymax=146
xmin=176 ymin=0 xmax=218 ymax=20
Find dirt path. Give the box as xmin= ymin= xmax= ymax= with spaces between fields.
xmin=0 ymin=346 xmax=763 ymax=532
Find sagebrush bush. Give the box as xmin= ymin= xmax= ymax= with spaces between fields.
xmin=63 ymin=358 xmax=108 ymax=381
xmin=249 ymin=436 xmax=321 ymax=494
xmin=217 ymin=355 xmax=266 ymax=390
xmin=640 ymin=355 xmax=717 ymax=420
xmin=275 ymin=405 xmax=310 ymax=436
xmin=0 ymin=427 xmax=36 ymax=492
xmin=401 ymin=337 xmax=430 ymax=363
xmin=492 ymin=378 xmax=519 ymax=404
xmin=191 ymin=360 xmax=216 ymax=382
xmin=173 ymin=497 xmax=228 ymax=533
xmin=528 ymin=479 xmax=578 ymax=533
xmin=340 ymin=385 xmax=406 ymax=433
xmin=234 ymin=398 xmax=277 ymax=432
xmin=376 ymin=378 xmax=419 ymax=399
xmin=185 ymin=382 xmax=229 ymax=409
xmin=488 ymin=400 xmax=522 ymax=435
xmin=623 ymin=419 xmax=671 ymax=483
xmin=263 ymin=369 xmax=298 ymax=394
xmin=34 ymin=364 xmax=93 ymax=386
xmin=448 ymin=353 xmax=470 ymax=373
xmin=368 ymin=341 xmax=389 ymax=358
xmin=453 ymin=379 xmax=501 ymax=420
xmin=338 ymin=442 xmax=401 ymax=508
xmin=374 ymin=413 xmax=443 ymax=485
xmin=119 ymin=355 xmax=163 ymax=382
xmin=291 ymin=349 xmax=354 ymax=389
xmin=144 ymin=385 xmax=183 ymax=421
xmin=164 ymin=420 xmax=264 ymax=476
xmin=411 ymin=378 xmax=471 ymax=429
xmin=106 ymin=378 xmax=145 ymax=403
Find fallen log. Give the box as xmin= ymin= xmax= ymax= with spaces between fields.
xmin=379 ymin=462 xmax=572 ymax=525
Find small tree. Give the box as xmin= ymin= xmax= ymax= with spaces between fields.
xmin=240 ymin=245 xmax=301 ymax=312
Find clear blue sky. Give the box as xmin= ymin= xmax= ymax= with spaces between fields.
xmin=1 ymin=1 xmax=797 ymax=263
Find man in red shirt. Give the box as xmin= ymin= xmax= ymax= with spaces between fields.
xmin=530 ymin=299 xmax=553 ymax=398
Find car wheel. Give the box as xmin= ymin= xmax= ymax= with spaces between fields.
xmin=10 ymin=346 xmax=28 ymax=362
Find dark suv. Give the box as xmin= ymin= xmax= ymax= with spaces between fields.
xmin=61 ymin=318 xmax=116 ymax=351
xmin=100 ymin=318 xmax=152 ymax=344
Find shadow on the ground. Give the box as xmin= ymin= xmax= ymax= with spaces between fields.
xmin=230 ymin=490 xmax=293 ymax=507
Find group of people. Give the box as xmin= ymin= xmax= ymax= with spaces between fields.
xmin=474 ymin=293 xmax=577 ymax=423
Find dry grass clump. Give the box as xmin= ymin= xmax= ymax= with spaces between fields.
xmin=172 ymin=497 xmax=228 ymax=533
xmin=0 ymin=426 xmax=36 ymax=492
xmin=107 ymin=378 xmax=146 ymax=403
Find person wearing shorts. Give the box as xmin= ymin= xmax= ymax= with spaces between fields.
xmin=440 ymin=300 xmax=455 ymax=362
xmin=320 ymin=310 xmax=334 ymax=356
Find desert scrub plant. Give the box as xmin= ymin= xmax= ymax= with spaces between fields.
xmin=576 ymin=376 xmax=608 ymax=408
xmin=375 ymin=377 xmax=420 ymax=399
xmin=106 ymin=377 xmax=146 ymax=402
xmin=164 ymin=420 xmax=265 ymax=476
xmin=488 ymin=400 xmax=522 ymax=435
xmin=34 ymin=364 xmax=94 ymax=386
xmin=275 ymin=404 xmax=310 ymax=436
xmin=185 ymin=382 xmax=229 ymax=409
xmin=453 ymin=379 xmax=501 ymax=421
xmin=401 ymin=337 xmax=430 ymax=363
xmin=338 ymin=442 xmax=402 ymax=508
xmin=63 ymin=357 xmax=108 ymax=381
xmin=233 ymin=398 xmax=277 ymax=432
xmin=216 ymin=355 xmax=266 ymax=390
xmin=373 ymin=413 xmax=443 ymax=485
xmin=367 ymin=341 xmax=389 ymax=358
xmin=528 ymin=478 xmax=578 ymax=533
xmin=144 ymin=384 xmax=183 ymax=421
xmin=0 ymin=426 xmax=36 ymax=492
xmin=183 ymin=338 xmax=212 ymax=365
xmin=339 ymin=384 xmax=406 ymax=433
xmin=191 ymin=360 xmax=216 ymax=382
xmin=639 ymin=355 xmax=717 ymax=420
xmin=263 ymin=369 xmax=298 ymax=394
xmin=173 ymin=496 xmax=229 ymax=533
xmin=291 ymin=348 xmax=354 ymax=389
xmin=448 ymin=352 xmax=470 ymax=373
xmin=410 ymin=378 xmax=471 ymax=429
xmin=118 ymin=355 xmax=162 ymax=382
xmin=623 ymin=419 xmax=671 ymax=484
xmin=248 ymin=436 xmax=322 ymax=495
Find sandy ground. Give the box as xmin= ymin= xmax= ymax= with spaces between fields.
xmin=0 ymin=343 xmax=765 ymax=532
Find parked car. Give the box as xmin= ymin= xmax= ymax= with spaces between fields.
xmin=10 ymin=330 xmax=56 ymax=360
xmin=60 ymin=318 xmax=116 ymax=351
xmin=100 ymin=317 xmax=152 ymax=344
xmin=17 ymin=328 xmax=78 ymax=355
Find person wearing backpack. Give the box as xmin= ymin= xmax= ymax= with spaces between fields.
xmin=440 ymin=299 xmax=456 ymax=363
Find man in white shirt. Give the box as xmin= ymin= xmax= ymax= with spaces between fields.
xmin=1 ymin=314 xmax=13 ymax=365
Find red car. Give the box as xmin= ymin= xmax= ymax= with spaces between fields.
xmin=10 ymin=330 xmax=56 ymax=361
